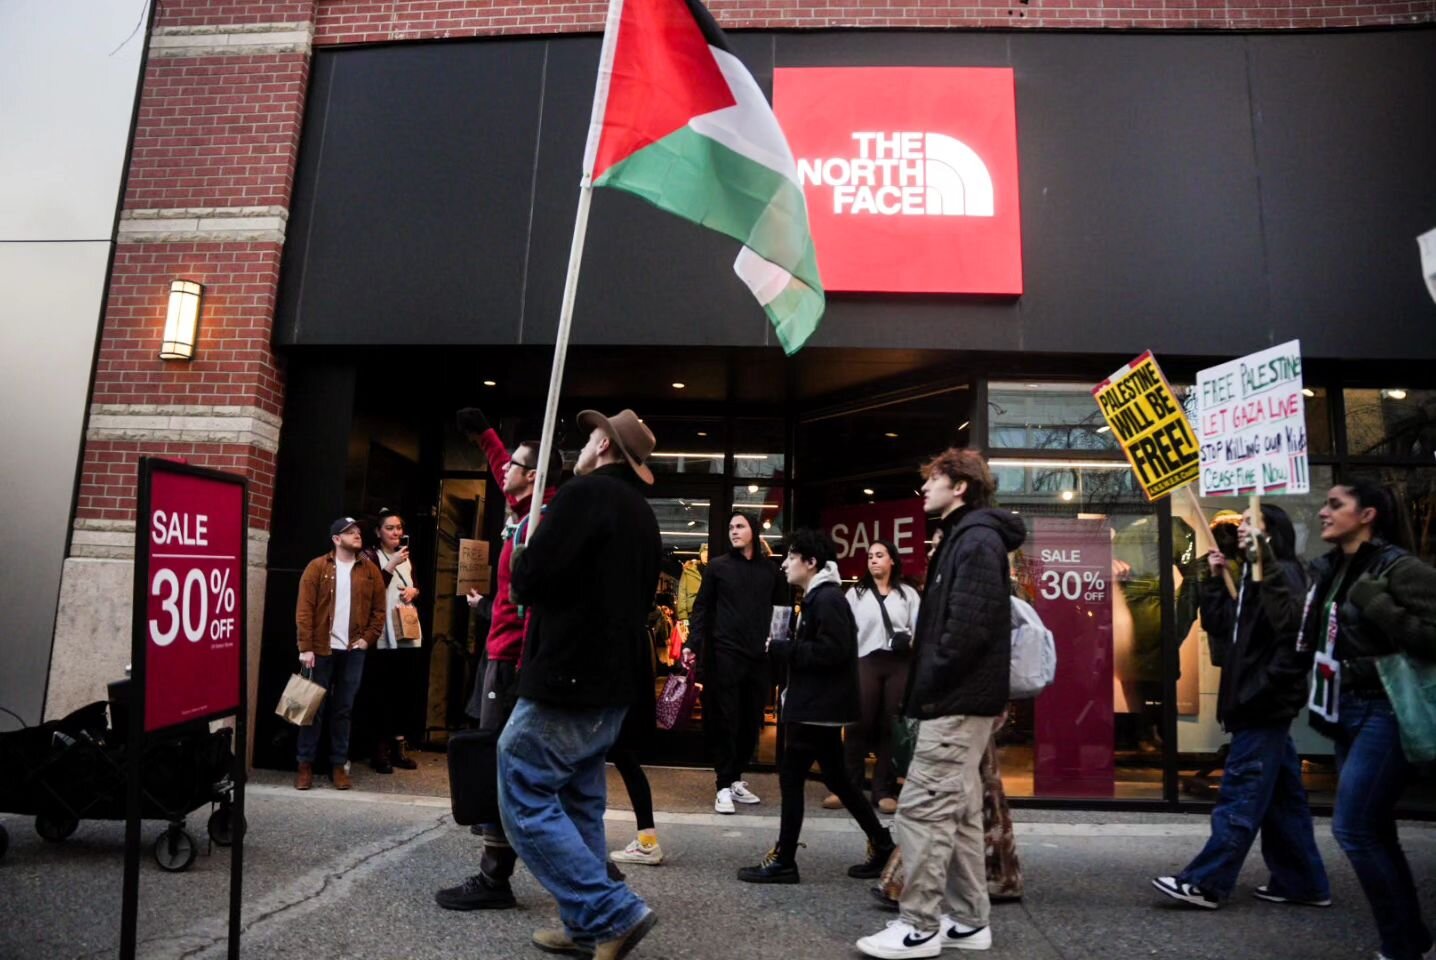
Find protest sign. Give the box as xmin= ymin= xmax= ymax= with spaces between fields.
xmin=1196 ymin=340 xmax=1309 ymax=496
xmin=1092 ymin=352 xmax=1200 ymax=501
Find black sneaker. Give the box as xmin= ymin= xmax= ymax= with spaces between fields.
xmin=434 ymin=873 xmax=517 ymax=910
xmin=1151 ymin=876 xmax=1219 ymax=910
xmin=870 ymin=886 xmax=900 ymax=912
xmin=847 ymin=832 xmax=897 ymax=879
xmin=737 ymin=848 xmax=800 ymax=884
xmin=607 ymin=861 xmax=626 ymax=882
xmin=1253 ymin=885 xmax=1331 ymax=907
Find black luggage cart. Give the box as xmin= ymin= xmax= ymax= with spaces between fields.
xmin=0 ymin=684 xmax=239 ymax=872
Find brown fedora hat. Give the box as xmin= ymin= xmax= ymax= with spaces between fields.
xmin=576 ymin=409 xmax=656 ymax=485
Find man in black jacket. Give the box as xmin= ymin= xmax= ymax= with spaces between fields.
xmin=737 ymin=528 xmax=895 ymax=885
xmin=499 ymin=409 xmax=661 ymax=960
xmin=1152 ymin=503 xmax=1330 ymax=911
xmin=858 ymin=449 xmax=1024 ymax=960
xmin=683 ymin=510 xmax=782 ymax=813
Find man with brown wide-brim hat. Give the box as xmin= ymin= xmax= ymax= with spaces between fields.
xmin=574 ymin=408 xmax=655 ymax=484
xmin=502 ymin=409 xmax=662 ymax=959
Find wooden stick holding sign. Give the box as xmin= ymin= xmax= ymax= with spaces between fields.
xmin=1248 ymin=493 xmax=1264 ymax=582
xmin=1181 ymin=485 xmax=1238 ymax=599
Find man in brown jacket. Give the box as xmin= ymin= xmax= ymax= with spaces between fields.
xmin=295 ymin=517 xmax=386 ymax=790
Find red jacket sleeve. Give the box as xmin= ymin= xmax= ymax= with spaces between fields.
xmin=479 ymin=428 xmax=520 ymax=510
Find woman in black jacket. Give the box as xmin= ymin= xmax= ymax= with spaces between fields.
xmin=1302 ymin=480 xmax=1436 ymax=960
xmin=737 ymin=529 xmax=894 ymax=885
xmin=1152 ymin=504 xmax=1330 ymax=910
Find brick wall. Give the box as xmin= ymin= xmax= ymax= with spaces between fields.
xmin=311 ymin=0 xmax=1435 ymax=44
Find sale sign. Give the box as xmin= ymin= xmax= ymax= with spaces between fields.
xmin=1093 ymin=351 xmax=1201 ymax=501
xmin=1028 ymin=517 xmax=1115 ymax=798
xmin=1196 ymin=340 xmax=1310 ymax=496
xmin=136 ymin=460 xmax=247 ymax=732
xmin=774 ymin=67 xmax=1022 ymax=295
xmin=822 ymin=498 xmax=928 ymax=584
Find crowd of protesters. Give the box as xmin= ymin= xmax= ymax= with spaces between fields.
xmin=289 ymin=405 xmax=1434 ymax=960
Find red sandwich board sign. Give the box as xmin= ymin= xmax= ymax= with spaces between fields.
xmin=122 ymin=457 xmax=248 ymax=960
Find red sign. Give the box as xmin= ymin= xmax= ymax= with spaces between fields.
xmin=774 ymin=67 xmax=1023 ymax=295
xmin=821 ymin=499 xmax=929 ymax=585
xmin=1028 ymin=517 xmax=1115 ymax=798
xmin=141 ymin=465 xmax=246 ymax=731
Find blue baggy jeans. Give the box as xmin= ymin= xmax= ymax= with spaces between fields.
xmin=1178 ymin=722 xmax=1329 ymax=901
xmin=498 ymin=697 xmax=649 ymax=945
xmin=1333 ymin=693 xmax=1432 ymax=960
xmin=296 ymin=649 xmax=366 ymax=765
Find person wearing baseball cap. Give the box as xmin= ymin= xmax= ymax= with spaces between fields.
xmin=293 ymin=515 xmax=386 ymax=790
xmin=499 ymin=410 xmax=663 ymax=958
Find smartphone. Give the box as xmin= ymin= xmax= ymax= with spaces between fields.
xmin=400 ymin=535 xmax=410 ymax=549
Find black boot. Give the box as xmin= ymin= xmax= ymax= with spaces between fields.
xmin=847 ymin=829 xmax=896 ymax=879
xmin=434 ymin=872 xmax=517 ymax=910
xmin=369 ymin=738 xmax=393 ymax=774
xmin=737 ymin=847 xmax=800 ymax=884
xmin=391 ymin=736 xmax=418 ymax=770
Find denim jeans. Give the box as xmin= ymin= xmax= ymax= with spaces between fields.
xmin=1178 ymin=722 xmax=1328 ymax=901
xmin=296 ymin=649 xmax=367 ymax=765
xmin=1333 ymin=693 xmax=1432 ymax=960
xmin=498 ymin=698 xmax=648 ymax=945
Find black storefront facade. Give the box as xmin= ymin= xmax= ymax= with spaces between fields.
xmin=255 ymin=26 xmax=1436 ymax=812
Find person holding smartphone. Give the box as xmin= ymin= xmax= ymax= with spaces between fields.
xmin=360 ymin=508 xmax=422 ymax=774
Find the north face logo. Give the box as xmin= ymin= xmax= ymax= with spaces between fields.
xmin=797 ymin=132 xmax=995 ymax=218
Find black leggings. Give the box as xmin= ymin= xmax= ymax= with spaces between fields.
xmin=778 ymin=723 xmax=886 ymax=862
xmin=609 ymin=745 xmax=655 ymax=832
xmin=844 ymin=651 xmax=911 ymax=800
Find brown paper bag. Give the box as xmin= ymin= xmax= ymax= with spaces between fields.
xmin=392 ymin=604 xmax=423 ymax=645
xmin=275 ymin=671 xmax=326 ymax=726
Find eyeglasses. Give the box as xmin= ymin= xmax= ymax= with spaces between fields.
xmin=508 ymin=459 xmax=535 ymax=472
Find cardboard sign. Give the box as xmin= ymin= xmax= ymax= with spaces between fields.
xmin=821 ymin=498 xmax=929 ymax=584
xmin=456 ymin=538 xmax=492 ymax=596
xmin=774 ymin=67 xmax=1022 ymax=295
xmin=1093 ymin=352 xmax=1200 ymax=501
xmin=1196 ymin=340 xmax=1310 ymax=496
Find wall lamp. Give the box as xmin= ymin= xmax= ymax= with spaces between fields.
xmin=159 ymin=279 xmax=204 ymax=360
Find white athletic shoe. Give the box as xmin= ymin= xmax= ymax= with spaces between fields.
xmin=856 ymin=920 xmax=942 ymax=959
xmin=610 ymin=839 xmax=664 ymax=866
xmin=729 ymin=780 xmax=761 ymax=804
xmin=939 ymin=916 xmax=992 ymax=951
xmin=715 ymin=788 xmax=735 ymax=814
xmin=1151 ymin=875 xmax=1219 ymax=910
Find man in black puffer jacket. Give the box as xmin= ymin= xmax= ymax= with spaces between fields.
xmin=1151 ymin=503 xmax=1330 ymax=911
xmin=858 ymin=449 xmax=1024 ymax=960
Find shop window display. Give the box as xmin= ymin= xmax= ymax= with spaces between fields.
xmin=988 ymin=382 xmax=1119 ymax=453
xmin=1344 ymin=388 xmax=1436 ymax=459
xmin=990 ymin=458 xmax=1169 ymax=800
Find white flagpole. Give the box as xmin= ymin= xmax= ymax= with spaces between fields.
xmin=524 ymin=0 xmax=626 ymax=541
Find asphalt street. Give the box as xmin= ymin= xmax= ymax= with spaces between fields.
xmin=2 ymin=767 xmax=1433 ymax=960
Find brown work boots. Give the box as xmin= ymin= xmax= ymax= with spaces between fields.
xmin=331 ymin=764 xmax=352 ymax=790
xmin=295 ymin=762 xmax=314 ymax=790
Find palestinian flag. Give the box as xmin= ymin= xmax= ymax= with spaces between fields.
xmin=586 ymin=0 xmax=824 ymax=354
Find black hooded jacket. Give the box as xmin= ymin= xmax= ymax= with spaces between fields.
xmin=1198 ymin=509 xmax=1312 ymax=731
xmin=905 ymin=506 xmax=1027 ymax=719
xmin=687 ymin=547 xmax=784 ymax=663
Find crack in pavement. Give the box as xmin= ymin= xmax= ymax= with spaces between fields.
xmin=124 ymin=812 xmax=453 ymax=960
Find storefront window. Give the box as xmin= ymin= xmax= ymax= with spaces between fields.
xmin=645 ymin=417 xmax=726 ymax=475
xmin=733 ymin=418 xmax=787 ymax=480
xmin=988 ymin=382 xmax=1118 ymax=453
xmin=1344 ymin=388 xmax=1436 ymax=459
xmin=990 ymin=458 xmax=1165 ymax=801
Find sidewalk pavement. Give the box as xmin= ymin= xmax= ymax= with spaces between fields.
xmin=1 ymin=766 xmax=1431 ymax=960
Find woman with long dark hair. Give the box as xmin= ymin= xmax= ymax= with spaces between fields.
xmin=360 ymin=508 xmax=422 ymax=774
xmin=835 ymin=539 xmax=919 ymax=813
xmin=1152 ymin=503 xmax=1329 ymax=910
xmin=1303 ymin=479 xmax=1435 ymax=960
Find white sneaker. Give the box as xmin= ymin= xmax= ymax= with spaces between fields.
xmin=715 ymin=788 xmax=735 ymax=814
xmin=730 ymin=780 xmax=761 ymax=804
xmin=939 ymin=915 xmax=992 ymax=951
xmin=856 ymin=919 xmax=942 ymax=959
xmin=610 ymin=839 xmax=664 ymax=866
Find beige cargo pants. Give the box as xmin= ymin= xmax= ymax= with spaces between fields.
xmin=894 ymin=713 xmax=997 ymax=932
